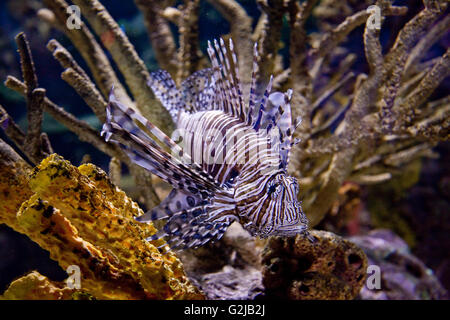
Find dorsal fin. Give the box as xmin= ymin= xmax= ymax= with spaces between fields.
xmin=147 ymin=70 xmax=182 ymax=122
xmin=206 ymin=39 xmax=247 ymax=119
xmin=269 ymin=89 xmax=301 ymax=169
xmin=148 ymin=68 xmax=218 ymax=123
xmin=247 ymin=43 xmax=259 ymax=126
xmin=229 ymin=39 xmax=245 ymax=121
xmin=207 ymin=41 xmax=228 ymax=113
xmin=180 ymin=68 xmax=216 ymax=113
xmin=253 ymin=75 xmax=273 ymax=131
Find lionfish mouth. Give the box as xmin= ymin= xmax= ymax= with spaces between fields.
xmin=273 ymin=225 xmax=307 ymax=236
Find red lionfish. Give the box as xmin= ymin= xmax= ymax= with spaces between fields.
xmin=101 ymin=38 xmax=311 ymax=250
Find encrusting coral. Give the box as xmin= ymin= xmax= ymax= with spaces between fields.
xmin=0 ymin=142 xmax=204 ymax=300
xmin=0 ymin=0 xmax=448 ymax=299
xmin=1 ymin=271 xmax=77 ymax=300
xmin=262 ymin=230 xmax=368 ymax=299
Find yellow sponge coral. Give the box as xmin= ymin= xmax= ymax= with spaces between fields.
xmin=29 ymin=154 xmax=202 ymax=299
xmin=1 ymin=152 xmax=203 ymax=300
xmin=16 ymin=194 xmax=152 ymax=299
xmin=1 ymin=271 xmax=76 ymax=300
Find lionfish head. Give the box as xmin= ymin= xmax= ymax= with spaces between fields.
xmin=248 ymin=172 xmax=311 ymax=239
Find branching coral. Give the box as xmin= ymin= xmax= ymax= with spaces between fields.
xmin=0 ymin=0 xmax=448 ymax=299
xmin=289 ymin=0 xmax=448 ymax=226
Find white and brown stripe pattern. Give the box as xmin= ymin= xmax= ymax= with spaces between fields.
xmin=101 ymin=38 xmax=311 ymax=250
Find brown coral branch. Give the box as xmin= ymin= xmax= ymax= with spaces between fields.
xmin=262 ymin=231 xmax=368 ymax=299
xmin=408 ymin=103 xmax=450 ymax=141
xmin=347 ymin=135 xmax=440 ymax=181
xmin=398 ymin=48 xmax=450 ymax=128
xmin=0 ymin=104 xmax=26 ymax=152
xmin=0 ymin=138 xmax=33 ymax=232
xmin=4 ymin=76 xmax=123 ymax=161
xmin=251 ymin=11 xmax=267 ymax=43
xmin=24 ymin=88 xmax=47 ymax=162
xmin=4 ymin=75 xmax=158 ymax=209
xmin=0 ymin=139 xmax=198 ymax=299
xmin=287 ymin=0 xmax=319 ymax=136
xmin=404 ymin=14 xmax=450 ymax=74
xmin=351 ymin=172 xmax=392 ymax=185
xmin=61 ymin=68 xmax=107 ymax=123
xmin=47 ymin=39 xmax=90 ymax=81
xmin=16 ymin=33 xmax=38 ymax=93
xmin=108 ymin=156 xmax=121 ymax=186
xmin=206 ymin=0 xmax=253 ymax=85
xmin=382 ymin=143 xmax=437 ymax=168
xmin=300 ymin=2 xmax=447 ymax=227
xmin=177 ymin=0 xmax=202 ymax=83
xmin=311 ymin=98 xmax=353 ymax=136
xmin=380 ymin=1 xmax=447 ymax=132
xmin=255 ymin=0 xmax=286 ymax=89
xmin=397 ymin=70 xmax=428 ymax=99
xmin=364 ymin=29 xmax=383 ymax=76
xmin=71 ymin=0 xmax=173 ymax=133
xmin=272 ymin=67 xmax=290 ymax=91
xmin=384 ymin=1 xmax=446 ymax=73
xmin=134 ymin=0 xmax=179 ymax=78
xmin=37 ymin=8 xmax=65 ymax=31
xmin=15 ymin=33 xmax=49 ymax=164
xmin=129 ymin=165 xmax=160 ymax=209
xmin=41 ymin=0 xmax=133 ymax=107
xmin=45 ymin=38 xmax=159 ymax=207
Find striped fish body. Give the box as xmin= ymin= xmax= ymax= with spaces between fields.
xmin=177 ymin=109 xmax=284 ymax=234
xmin=176 ymin=110 xmax=280 ymax=185
xmin=101 ymin=38 xmax=310 ymax=250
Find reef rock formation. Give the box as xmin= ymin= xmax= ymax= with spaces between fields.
xmin=351 ymin=229 xmax=448 ymax=300
xmin=261 ymin=230 xmax=368 ymax=299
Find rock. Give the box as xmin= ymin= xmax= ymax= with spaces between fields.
xmin=350 ymin=229 xmax=448 ymax=300
xmin=198 ymin=266 xmax=264 ymax=300
xmin=177 ymin=222 xmax=265 ymax=300
xmin=261 ymin=230 xmax=368 ymax=300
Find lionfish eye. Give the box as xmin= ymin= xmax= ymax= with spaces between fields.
xmin=267 ymin=182 xmax=282 ymax=197
xmin=267 ymin=184 xmax=277 ymax=194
